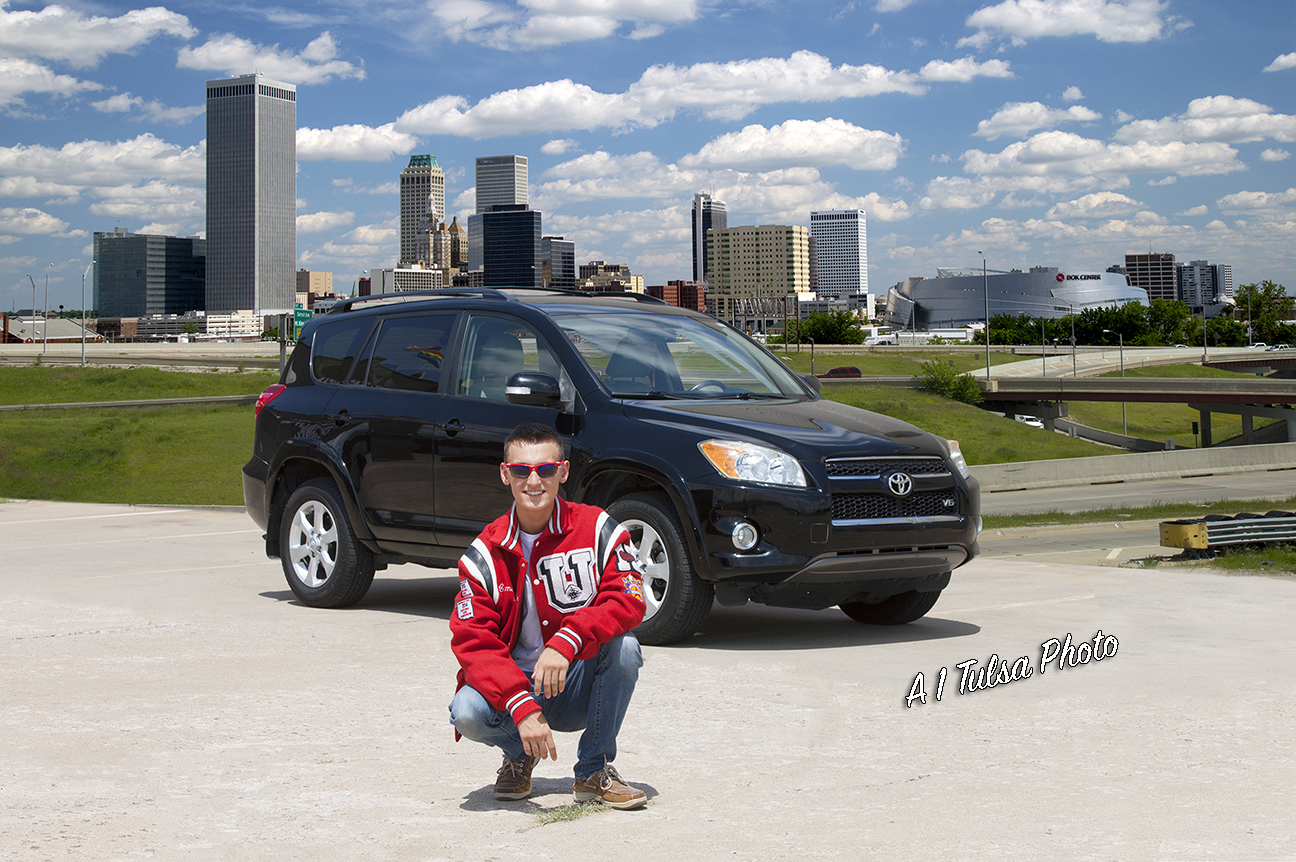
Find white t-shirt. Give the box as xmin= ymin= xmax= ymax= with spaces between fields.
xmin=511 ymin=531 xmax=545 ymax=674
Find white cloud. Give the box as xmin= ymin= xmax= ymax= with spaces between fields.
xmin=0 ymin=57 xmax=101 ymax=110
xmin=875 ymin=0 xmax=918 ymax=10
xmin=1045 ymin=191 xmax=1143 ymax=219
xmin=0 ymin=206 xmax=82 ymax=237
xmin=963 ymin=130 xmax=1246 ymax=180
xmin=974 ymin=101 xmax=1102 ymax=140
xmin=396 ymin=50 xmax=1001 ymax=138
xmin=1114 ymin=95 xmax=1295 ymax=145
xmin=88 ymin=181 xmax=203 ymax=222
xmin=90 ymin=92 xmax=203 ymax=124
xmin=960 ymin=0 xmax=1183 ymax=49
xmin=1062 ymin=86 xmax=1083 ymax=100
xmin=1147 ymin=175 xmax=1176 ymax=185
xmin=1176 ymin=205 xmax=1207 ymax=216
xmin=1261 ymin=148 xmax=1291 ymax=162
xmin=0 ymin=175 xmax=82 ymax=201
xmin=429 ymin=0 xmax=699 ymax=49
xmin=916 ymin=56 xmax=1013 ymax=82
xmin=541 ymin=138 xmax=579 ymax=155
xmin=297 ymin=124 xmax=419 ymax=161
xmin=0 ymin=134 xmax=205 ymax=188
xmin=177 ymin=31 xmax=364 ymax=85
xmin=0 ymin=2 xmax=195 ymax=68
xmin=1216 ymin=188 xmax=1296 ymax=215
xmin=1263 ymin=52 xmax=1296 ymax=72
xmin=297 ymin=210 xmax=356 ymax=233
xmin=678 ymin=119 xmax=904 ymax=172
xmin=333 ymin=178 xmax=399 ymax=195
xmin=298 ymin=222 xmax=397 ymax=271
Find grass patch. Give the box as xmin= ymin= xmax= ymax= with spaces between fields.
xmin=1098 ymin=363 xmax=1256 ymax=380
xmin=1064 ymin=399 xmax=1280 ymax=449
xmin=0 ymin=403 xmax=254 ymax=505
xmin=982 ymin=496 xmax=1296 ymax=530
xmin=533 ymin=801 xmax=612 ymax=825
xmin=0 ymin=366 xmax=278 ymax=405
xmin=824 ymin=385 xmax=1111 ymax=465
xmin=1189 ymin=544 xmax=1296 ymax=576
xmin=776 ymin=349 xmax=1018 ymax=377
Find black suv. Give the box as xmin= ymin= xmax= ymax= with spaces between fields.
xmin=243 ymin=288 xmax=980 ymax=644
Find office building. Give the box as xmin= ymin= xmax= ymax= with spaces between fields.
xmin=400 ymin=155 xmax=446 ymax=265
xmin=541 ymin=236 xmax=575 ymax=289
xmin=476 ymin=155 xmax=527 ymax=214
xmin=1177 ymin=259 xmax=1233 ymax=308
xmin=479 ymin=205 xmax=542 ymax=287
xmin=93 ymin=228 xmax=206 ymax=317
xmin=447 ymin=217 xmax=467 ymax=268
xmin=809 ymin=209 xmax=868 ymax=300
xmin=1124 ymin=253 xmax=1178 ymax=302
xmin=706 ymin=224 xmax=810 ymax=325
xmin=205 ymin=73 xmax=297 ymax=314
xmin=647 ymin=280 xmax=706 ymax=312
xmin=691 ymin=192 xmax=727 ymax=284
xmin=885 ymin=266 xmax=1148 ymax=330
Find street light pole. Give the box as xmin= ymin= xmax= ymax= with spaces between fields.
xmin=43 ymin=262 xmax=52 ymax=353
xmin=81 ymin=261 xmax=93 ymax=367
xmin=979 ymin=251 xmax=990 ymax=380
xmin=26 ymin=273 xmax=36 ymax=345
xmin=1104 ymin=329 xmax=1126 ymax=436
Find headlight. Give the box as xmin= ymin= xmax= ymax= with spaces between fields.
xmin=947 ymin=439 xmax=970 ymax=479
xmin=698 ymin=439 xmax=807 ymax=488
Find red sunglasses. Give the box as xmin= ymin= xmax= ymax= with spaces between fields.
xmin=503 ymin=461 xmax=564 ymax=479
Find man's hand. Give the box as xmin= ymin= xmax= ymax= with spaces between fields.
xmin=533 ymin=647 xmax=571 ymax=699
xmin=517 ymin=711 xmax=557 ymax=760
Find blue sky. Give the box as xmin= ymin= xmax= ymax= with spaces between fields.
xmin=2 ymin=0 xmax=1293 ymax=313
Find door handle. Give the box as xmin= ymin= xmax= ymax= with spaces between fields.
xmin=438 ymin=418 xmax=466 ymax=436
xmin=326 ymin=410 xmax=349 ymax=426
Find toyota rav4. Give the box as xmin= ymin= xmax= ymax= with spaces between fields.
xmin=243 ymin=288 xmax=981 ymax=644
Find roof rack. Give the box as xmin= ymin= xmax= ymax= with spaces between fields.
xmin=326 ymin=288 xmax=513 ymax=314
xmin=504 ymin=287 xmax=668 ymax=305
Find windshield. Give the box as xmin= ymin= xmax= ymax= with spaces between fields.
xmin=546 ymin=307 xmax=809 ymax=399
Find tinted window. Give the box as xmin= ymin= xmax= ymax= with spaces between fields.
xmin=456 ymin=315 xmax=561 ymax=401
xmin=311 ymin=318 xmax=373 ymax=384
xmin=354 ymin=313 xmax=456 ymax=393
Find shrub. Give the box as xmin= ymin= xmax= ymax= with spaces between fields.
xmin=918 ymin=359 xmax=983 ymax=405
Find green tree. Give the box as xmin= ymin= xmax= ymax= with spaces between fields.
xmin=917 ymin=360 xmax=982 ymax=404
xmin=781 ymin=310 xmax=864 ymax=345
xmin=1233 ymin=280 xmax=1293 ymax=344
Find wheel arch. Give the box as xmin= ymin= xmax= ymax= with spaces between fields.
xmin=266 ymin=442 xmax=373 ymax=558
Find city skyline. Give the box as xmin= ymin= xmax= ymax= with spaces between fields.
xmin=1 ymin=0 xmax=1293 ymax=313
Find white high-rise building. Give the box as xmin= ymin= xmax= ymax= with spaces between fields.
xmin=205 ymin=74 xmax=297 ymax=314
xmin=400 ymin=155 xmax=445 ymax=265
xmin=475 ymin=155 xmax=527 ymax=213
xmin=809 ymin=209 xmax=868 ymax=302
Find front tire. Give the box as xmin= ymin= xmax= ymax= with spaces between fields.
xmin=840 ymin=588 xmax=942 ymax=625
xmin=279 ymin=478 xmax=375 ymax=608
xmin=607 ymin=491 xmax=713 ymax=646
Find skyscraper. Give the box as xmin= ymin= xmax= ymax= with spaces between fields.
xmin=541 ymin=235 xmax=575 ymax=289
xmin=205 ymin=74 xmax=296 ymax=314
xmin=706 ymin=224 xmax=809 ymax=324
xmin=480 ymin=205 xmax=542 ymax=288
xmin=810 ymin=209 xmax=868 ymax=300
xmin=691 ymin=192 xmax=727 ymax=284
xmin=1125 ymin=253 xmax=1178 ymax=302
xmin=93 ymin=228 xmax=206 ymax=317
xmin=400 ymin=155 xmax=445 ymax=264
xmin=475 ymin=155 xmax=527 ymax=213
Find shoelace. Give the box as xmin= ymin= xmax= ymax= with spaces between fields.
xmin=594 ymin=764 xmax=623 ymax=789
xmin=498 ymin=758 xmax=527 ymax=777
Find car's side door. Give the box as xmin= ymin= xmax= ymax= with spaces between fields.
xmin=432 ymin=312 xmax=568 ymax=548
xmin=331 ymin=311 xmax=458 ymax=547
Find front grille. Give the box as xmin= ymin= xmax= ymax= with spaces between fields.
xmin=832 ymin=491 xmax=960 ymax=521
xmin=826 ymin=457 xmax=950 ymax=478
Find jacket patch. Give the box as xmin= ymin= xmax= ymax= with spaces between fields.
xmin=614 ymin=544 xmax=645 ymax=576
xmin=622 ymin=574 xmax=644 ymax=602
xmin=455 ymin=598 xmax=475 ymax=620
xmin=537 ymin=547 xmax=597 ymax=612
xmin=459 ymin=579 xmax=473 ymax=598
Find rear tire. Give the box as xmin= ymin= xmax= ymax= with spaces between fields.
xmin=606 ymin=491 xmax=713 ymax=646
xmin=840 ymin=588 xmax=942 ymax=625
xmin=279 ymin=478 xmax=375 ymax=608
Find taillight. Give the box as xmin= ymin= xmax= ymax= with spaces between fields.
xmin=255 ymin=384 xmax=286 ymax=416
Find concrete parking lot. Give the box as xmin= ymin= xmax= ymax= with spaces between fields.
xmin=2 ymin=499 xmax=1293 ymax=861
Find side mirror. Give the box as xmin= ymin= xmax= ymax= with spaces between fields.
xmin=799 ymin=373 xmax=822 ymax=395
xmin=505 ymin=371 xmax=562 ymax=407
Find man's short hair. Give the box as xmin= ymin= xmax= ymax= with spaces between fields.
xmin=503 ymin=423 xmax=564 ymax=460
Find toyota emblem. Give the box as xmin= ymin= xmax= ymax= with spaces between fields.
xmin=887 ymin=471 xmax=914 ymax=497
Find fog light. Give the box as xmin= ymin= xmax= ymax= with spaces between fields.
xmin=731 ymin=521 xmax=759 ymax=551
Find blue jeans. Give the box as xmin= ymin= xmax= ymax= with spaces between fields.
xmin=449 ymin=633 xmax=643 ymax=782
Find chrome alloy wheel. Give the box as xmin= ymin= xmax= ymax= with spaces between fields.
xmin=618 ymin=518 xmax=669 ymax=621
xmin=287 ymin=499 xmax=339 ymax=588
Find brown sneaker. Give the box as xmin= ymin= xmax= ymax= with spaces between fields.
xmin=572 ymin=764 xmax=646 ymax=810
xmin=494 ymin=754 xmax=539 ymax=800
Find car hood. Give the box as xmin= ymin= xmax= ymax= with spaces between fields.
xmin=621 ymin=396 xmax=947 ymax=463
